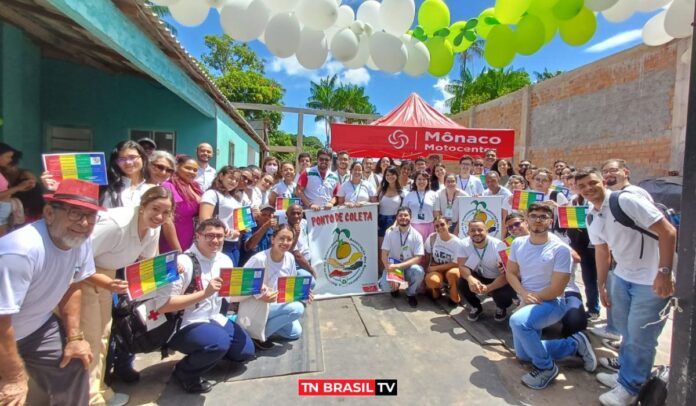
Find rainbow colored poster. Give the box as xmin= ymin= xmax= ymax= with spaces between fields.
xmin=275 ymin=197 xmax=301 ymax=211
xmin=386 ymin=257 xmax=405 ymax=284
xmin=277 ymin=276 xmax=312 ymax=303
xmin=42 ymin=152 xmax=108 ymax=185
xmin=498 ymin=249 xmax=510 ymax=271
xmin=551 ymin=185 xmax=571 ymax=198
xmin=219 ymin=268 xmax=264 ymax=297
xmin=232 ymin=206 xmax=256 ymax=231
xmin=125 ymin=251 xmax=179 ymax=300
xmin=511 ymin=190 xmax=545 ymax=210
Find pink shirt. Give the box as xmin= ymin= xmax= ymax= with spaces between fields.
xmin=0 ymin=173 xmax=8 ymax=193
xmin=159 ymin=181 xmax=199 ymax=252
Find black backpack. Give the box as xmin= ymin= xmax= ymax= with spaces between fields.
xmin=112 ymin=253 xmax=202 ymax=358
xmin=637 ymin=365 xmax=669 ymax=406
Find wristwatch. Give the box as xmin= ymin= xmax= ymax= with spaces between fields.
xmin=658 ymin=266 xmax=672 ymax=275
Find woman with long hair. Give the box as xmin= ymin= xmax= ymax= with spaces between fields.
xmin=252 ymin=174 xmax=274 ymax=207
xmin=377 ymin=166 xmax=404 ymax=272
xmin=491 ymin=159 xmax=515 ymax=185
xmin=430 ymin=163 xmax=447 ymax=192
xmin=398 ymin=160 xmax=414 ymax=190
xmin=102 ymin=140 xmax=152 ymax=208
xmin=199 ymin=166 xmax=244 ymax=265
xmin=337 ymin=162 xmax=378 ymax=207
xmin=160 ymin=155 xmax=202 ymax=252
xmin=147 ymin=150 xmax=176 ymax=185
xmin=374 ymin=156 xmax=394 ymax=184
xmin=434 ymin=173 xmax=468 ymax=233
xmin=402 ymin=170 xmax=438 ymax=242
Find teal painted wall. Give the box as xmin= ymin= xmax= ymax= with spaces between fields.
xmin=0 ymin=23 xmax=42 ymax=171
xmin=216 ymin=105 xmax=260 ymax=167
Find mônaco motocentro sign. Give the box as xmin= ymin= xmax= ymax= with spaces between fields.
xmin=330 ymin=123 xmax=515 ymax=160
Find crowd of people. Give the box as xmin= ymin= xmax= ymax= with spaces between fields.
xmin=0 ymin=139 xmax=675 ymax=406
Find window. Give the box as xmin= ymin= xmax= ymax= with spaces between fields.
xmin=129 ymin=130 xmax=176 ymax=154
xmin=228 ymin=142 xmax=235 ymax=167
xmin=247 ymin=144 xmax=256 ymax=166
xmin=47 ymin=126 xmax=93 ymax=152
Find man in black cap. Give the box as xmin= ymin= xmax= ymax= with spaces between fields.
xmin=137 ymin=138 xmax=157 ymax=157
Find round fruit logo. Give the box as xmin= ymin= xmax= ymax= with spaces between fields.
xmin=323 ymin=227 xmax=366 ymax=287
xmin=461 ymin=200 xmax=499 ymax=235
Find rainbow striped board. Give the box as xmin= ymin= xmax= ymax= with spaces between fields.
xmin=42 ymin=152 xmax=108 ymax=185
xmin=551 ymin=185 xmax=571 ymax=198
xmin=558 ymin=206 xmax=587 ymax=229
xmin=232 ymin=206 xmax=256 ymax=231
xmin=498 ymin=249 xmax=510 ymax=271
xmin=511 ymin=190 xmax=545 ymax=210
xmin=219 ymin=268 xmax=264 ymax=297
xmin=277 ymin=276 xmax=312 ymax=303
xmin=386 ymin=257 xmax=405 ymax=283
xmin=275 ymin=197 xmax=301 ymax=211
xmin=504 ymin=235 xmax=515 ymax=247
xmin=125 ymin=251 xmax=179 ymax=300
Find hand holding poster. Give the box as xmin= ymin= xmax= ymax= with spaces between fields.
xmin=511 ymin=190 xmax=545 ymax=210
xmin=232 ymin=207 xmax=256 ymax=231
xmin=42 ymin=152 xmax=108 ymax=185
xmin=125 ymin=252 xmax=179 ymax=300
xmin=386 ymin=258 xmax=405 ymax=283
xmin=498 ymin=249 xmax=510 ymax=271
xmin=219 ymin=268 xmax=264 ymax=296
xmin=558 ymin=206 xmax=587 ymax=228
xmin=458 ymin=196 xmax=504 ymax=239
xmin=277 ymin=276 xmax=312 ymax=303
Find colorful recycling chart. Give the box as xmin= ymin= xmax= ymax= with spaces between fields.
xmin=511 ymin=190 xmax=545 ymax=210
xmin=42 ymin=152 xmax=108 ymax=185
xmin=558 ymin=206 xmax=587 ymax=229
xmin=125 ymin=251 xmax=179 ymax=300
xmin=219 ymin=268 xmax=264 ymax=297
xmin=232 ymin=206 xmax=256 ymax=231
xmin=276 ymin=276 xmax=312 ymax=303
xmin=275 ymin=197 xmax=302 ymax=211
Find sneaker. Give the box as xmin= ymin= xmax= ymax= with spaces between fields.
xmin=587 ymin=312 xmax=600 ymax=321
xmin=468 ymin=306 xmax=483 ymax=321
xmin=390 ymin=290 xmax=400 ymax=298
xmin=596 ymin=372 xmax=619 ymax=389
xmin=407 ymin=296 xmax=418 ymax=307
xmin=572 ymin=332 xmax=597 ymax=372
xmin=599 ymin=384 xmax=637 ymax=406
xmin=494 ymin=307 xmax=507 ymax=322
xmin=521 ymin=363 xmax=559 ymax=390
xmin=114 ymin=367 xmax=140 ymax=383
xmin=106 ymin=393 xmax=130 ymax=406
xmin=252 ymin=338 xmax=275 ymax=350
xmin=602 ymin=338 xmax=621 ymax=351
xmin=588 ymin=325 xmax=621 ymax=341
xmin=599 ymin=357 xmax=621 ymax=372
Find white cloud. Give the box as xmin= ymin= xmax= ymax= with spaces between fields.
xmin=432 ymin=77 xmax=454 ymax=113
xmin=340 ymin=68 xmax=371 ymax=86
xmin=268 ymin=56 xmax=321 ymax=82
xmin=312 ymin=118 xmax=329 ymax=139
xmin=584 ymin=29 xmax=642 ymax=53
xmin=267 ymin=54 xmax=372 ymax=87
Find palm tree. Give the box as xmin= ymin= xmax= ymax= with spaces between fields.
xmin=146 ymin=1 xmax=177 ymax=35
xmin=337 ymin=85 xmax=377 ymax=123
xmin=447 ymin=38 xmax=484 ymax=114
xmin=445 ymin=67 xmax=474 ymax=114
xmin=533 ymin=68 xmax=563 ymax=82
xmin=306 ymin=75 xmax=341 ymax=143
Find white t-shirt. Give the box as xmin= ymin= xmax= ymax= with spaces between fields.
xmin=483 ymin=186 xmax=513 ymax=198
xmin=622 ymin=184 xmax=654 ymax=202
xmin=195 ymin=165 xmax=216 ymax=191
xmin=509 ymin=235 xmax=572 ymax=294
xmin=402 ymin=190 xmax=438 ymax=224
xmin=382 ymin=226 xmax=424 ymax=261
xmin=294 ymin=219 xmax=310 ymax=263
xmin=0 ymin=220 xmax=95 ymax=340
xmin=272 ymin=181 xmax=297 ymax=199
xmin=459 ymin=236 xmax=508 ymax=279
xmin=338 ymin=180 xmax=377 ymax=204
xmin=587 ymin=191 xmax=663 ymax=285
xmin=243 ymin=249 xmax=297 ymax=292
xmin=424 ymin=233 xmax=462 ymax=265
xmin=92 ymin=207 xmax=160 ymax=269
xmin=434 ymin=188 xmax=469 ymax=221
xmin=102 ymin=179 xmax=154 ymax=209
xmin=456 ymin=174 xmax=484 ymax=196
xmin=378 ymin=191 xmax=406 ymax=216
xmin=201 ymin=190 xmax=242 ymax=242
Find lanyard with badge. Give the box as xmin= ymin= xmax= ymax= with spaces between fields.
xmin=349 ymin=181 xmax=364 ymax=202
xmin=399 ymin=229 xmax=410 ymax=260
xmin=416 ymin=191 xmax=426 ymax=220
xmin=458 ymin=175 xmax=469 ymax=193
xmin=445 ymin=190 xmax=456 ymax=218
xmin=283 ymin=183 xmax=295 ymax=198
xmin=473 ymin=242 xmax=488 ymax=274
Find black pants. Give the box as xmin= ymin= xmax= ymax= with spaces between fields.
xmin=457 ymin=273 xmax=516 ymax=310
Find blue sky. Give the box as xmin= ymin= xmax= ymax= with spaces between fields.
xmin=164 ymin=1 xmax=661 ymax=143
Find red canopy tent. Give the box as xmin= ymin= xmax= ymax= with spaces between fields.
xmin=330 ymin=93 xmax=514 ymax=161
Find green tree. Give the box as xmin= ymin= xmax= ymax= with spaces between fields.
xmin=202 ymin=35 xmax=265 ymax=74
xmin=533 ymin=68 xmax=563 ymax=82
xmin=267 ymin=131 xmax=325 ymax=163
xmin=450 ymin=38 xmax=484 ymax=114
xmin=447 ymin=67 xmax=531 ymax=113
xmin=337 ymin=85 xmax=378 ymax=123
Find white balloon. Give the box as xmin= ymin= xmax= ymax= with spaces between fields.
xmin=207 ymin=0 xmax=229 ymax=9
xmin=369 ymin=31 xmax=407 ymax=73
xmin=336 ymin=5 xmax=355 ymax=28
xmin=584 ymin=0 xmax=619 ymax=12
xmin=169 ymin=0 xmax=210 ymax=26
xmin=379 ymin=0 xmax=416 ymax=35
xmin=363 ymin=23 xmax=374 ymax=36
xmin=665 ymin=0 xmax=695 ymax=38
xmin=264 ymin=13 xmax=301 ymax=58
xmin=343 ymin=35 xmax=370 ymax=69
xmin=642 ymin=10 xmax=673 ymax=46
xmin=325 ymin=26 xmax=341 ymax=44
xmin=366 ymin=56 xmax=379 ymax=71
xmin=402 ymin=35 xmax=429 ymax=76
xmin=151 ymin=0 xmax=181 ymax=6
xmin=350 ymin=20 xmax=365 ymax=35
xmin=602 ymin=0 xmax=636 ymax=22
xmin=330 ymin=28 xmax=360 ymax=61
xmin=635 ymin=0 xmax=672 ymax=12
xmin=296 ymin=0 xmax=338 ymax=31
xmin=262 ymin=0 xmax=299 ymax=13
xmin=356 ymin=0 xmax=382 ymax=33
xmin=220 ymin=0 xmax=270 ymax=42
xmin=296 ymin=28 xmax=329 ymax=69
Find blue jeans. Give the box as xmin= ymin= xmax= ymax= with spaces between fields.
xmin=509 ymin=297 xmax=579 ymax=370
xmin=223 ymin=240 xmax=240 ymax=266
xmin=266 ymin=302 xmax=305 ymax=340
xmin=580 ymin=253 xmax=600 ymax=314
xmin=296 ymin=268 xmax=317 ymax=290
xmin=609 ymin=273 xmax=669 ymax=396
xmin=561 ymin=292 xmax=587 ymax=337
xmin=168 ymin=320 xmax=255 ymax=382
xmin=379 ymin=264 xmax=425 ymax=297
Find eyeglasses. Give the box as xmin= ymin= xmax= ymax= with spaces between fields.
xmin=116 ymin=155 xmax=141 ymax=165
xmin=201 ymin=233 xmax=225 ymax=241
xmin=507 ymin=221 xmax=523 ymax=230
xmin=318 ymin=157 xmax=331 ymax=162
xmin=435 ymin=222 xmax=448 ymax=229
xmin=602 ymin=167 xmax=620 ymax=175
xmin=51 ymin=204 xmax=98 ymax=224
xmin=528 ymin=214 xmax=551 ymax=222
xmin=519 ymin=163 xmax=530 ymax=168
xmin=534 ymin=177 xmax=551 ymax=183
xmin=474 ymin=163 xmax=484 ymax=167
xmin=486 ymin=154 xmax=496 ymax=158
xmin=151 ymin=163 xmax=174 ymax=174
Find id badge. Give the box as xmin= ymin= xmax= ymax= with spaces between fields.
xmin=444 ymin=207 xmax=453 ymax=218
xmin=417 ymin=212 xmax=425 ymax=220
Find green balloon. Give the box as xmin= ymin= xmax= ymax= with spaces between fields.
xmin=559 ymin=7 xmax=596 ymax=46
xmin=418 ymin=0 xmax=451 ymax=36
xmin=531 ymin=8 xmax=559 ymax=43
xmin=515 ymin=14 xmax=545 ymax=55
xmin=447 ymin=21 xmax=473 ymax=53
xmin=552 ymin=0 xmax=584 ymax=21
xmin=426 ymin=37 xmax=455 ymax=77
xmin=484 ymin=24 xmax=516 ymax=68
xmin=528 ymin=0 xmax=559 ymax=14
xmin=495 ymin=0 xmax=532 ymax=25
xmin=477 ymin=8 xmax=497 ymax=39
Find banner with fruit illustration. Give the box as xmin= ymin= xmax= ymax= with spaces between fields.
xmin=305 ymin=204 xmax=380 ymax=298
xmin=457 ymin=196 xmax=504 ymax=240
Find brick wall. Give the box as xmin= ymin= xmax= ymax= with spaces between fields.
xmin=452 ymin=38 xmax=689 ymax=182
